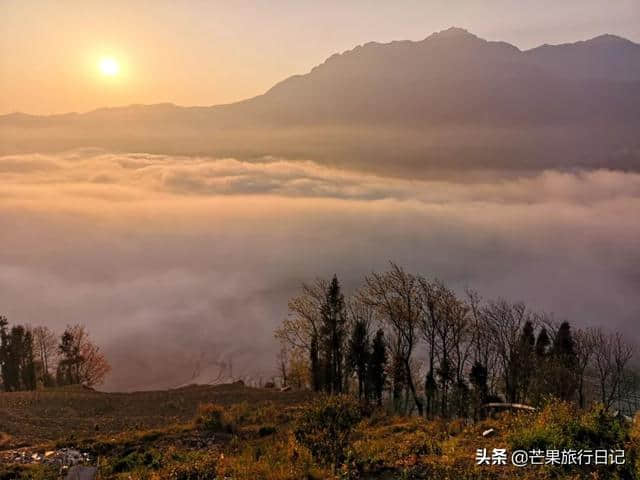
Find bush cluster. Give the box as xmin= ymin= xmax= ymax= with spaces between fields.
xmin=510 ymin=402 xmax=628 ymax=452
xmin=167 ymin=455 xmax=219 ymax=480
xmin=194 ymin=403 xmax=236 ymax=434
xmin=294 ymin=394 xmax=363 ymax=469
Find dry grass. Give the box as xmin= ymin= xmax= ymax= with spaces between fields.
xmin=1 ymin=389 xmax=638 ymax=480
xmin=0 ymin=383 xmax=311 ymax=449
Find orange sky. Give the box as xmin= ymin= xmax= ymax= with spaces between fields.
xmin=2 ymin=0 xmax=638 ymax=115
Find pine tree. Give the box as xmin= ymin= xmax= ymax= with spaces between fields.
xmin=535 ymin=328 xmax=550 ymax=357
xmin=6 ymin=326 xmax=27 ymax=391
xmin=58 ymin=329 xmax=83 ymax=385
xmin=0 ymin=320 xmax=37 ymax=391
xmin=368 ymin=329 xmax=387 ymax=406
xmin=552 ymin=322 xmax=577 ymax=366
xmin=516 ymin=320 xmax=536 ymax=402
xmin=348 ymin=319 xmax=370 ymax=399
xmin=319 ymin=275 xmax=347 ymax=394
xmin=0 ymin=317 xmax=9 ymax=391
xmin=531 ymin=327 xmax=551 ymax=404
xmin=469 ymin=361 xmax=488 ymax=403
xmin=21 ymin=330 xmax=36 ymax=391
xmin=549 ymin=321 xmax=579 ymax=401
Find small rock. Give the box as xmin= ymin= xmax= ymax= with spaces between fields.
xmin=65 ymin=466 xmax=97 ymax=480
xmin=482 ymin=428 xmax=496 ymax=437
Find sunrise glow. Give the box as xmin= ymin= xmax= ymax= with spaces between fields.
xmin=99 ymin=57 xmax=120 ymax=76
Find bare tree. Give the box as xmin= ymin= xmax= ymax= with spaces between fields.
xmin=574 ymin=327 xmax=598 ymax=408
xmin=443 ymin=286 xmax=472 ymax=409
xmin=346 ymin=296 xmax=376 ymax=334
xmin=483 ymin=300 xmax=534 ymax=403
xmin=593 ymin=329 xmax=634 ymax=409
xmin=78 ymin=337 xmax=110 ymax=387
xmin=418 ymin=278 xmax=440 ymax=417
xmin=276 ymin=338 xmax=310 ymax=389
xmin=277 ymin=339 xmax=290 ymax=387
xmin=346 ymin=296 xmax=375 ymax=398
xmin=58 ymin=325 xmax=110 ymax=387
xmin=275 ymin=279 xmax=328 ymax=353
xmin=387 ymin=331 xmax=407 ymax=412
xmin=466 ymin=290 xmax=500 ymax=395
xmin=274 ymin=268 xmax=638 ymax=419
xmin=361 ymin=264 xmax=424 ymax=416
xmin=421 ymin=280 xmax=471 ymax=417
xmin=32 ymin=326 xmax=58 ymax=386
xmin=288 ymin=348 xmax=311 ymax=389
xmin=617 ymin=369 xmax=640 ymax=416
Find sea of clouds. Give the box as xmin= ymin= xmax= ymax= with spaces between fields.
xmin=1 ymin=149 xmax=639 ymax=390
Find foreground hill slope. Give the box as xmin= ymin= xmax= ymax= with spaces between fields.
xmin=1 ymin=391 xmax=638 ymax=480
xmin=0 ymin=384 xmax=310 ymax=448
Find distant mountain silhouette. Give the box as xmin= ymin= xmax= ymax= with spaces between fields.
xmin=525 ymin=34 xmax=640 ymax=82
xmin=2 ymin=28 xmax=640 ymax=173
xmin=235 ymin=27 xmax=639 ymax=127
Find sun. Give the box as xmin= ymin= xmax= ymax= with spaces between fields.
xmin=99 ymin=57 xmax=120 ymax=76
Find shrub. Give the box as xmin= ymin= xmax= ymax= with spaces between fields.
xmin=258 ymin=425 xmax=277 ymax=437
xmin=510 ymin=402 xmax=629 ymax=452
xmin=294 ymin=394 xmax=363 ymax=470
xmin=630 ymin=412 xmax=640 ymax=479
xmin=110 ymin=447 xmax=163 ymax=473
xmin=576 ymin=404 xmax=627 ymax=449
xmin=194 ymin=403 xmax=236 ymax=434
xmin=352 ymin=417 xmax=444 ymax=471
xmin=167 ymin=455 xmax=218 ymax=480
xmin=508 ymin=401 xmax=635 ymax=480
xmin=0 ymin=465 xmax=58 ymax=480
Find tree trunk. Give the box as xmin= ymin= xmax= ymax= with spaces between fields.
xmin=404 ymin=358 xmax=424 ymax=416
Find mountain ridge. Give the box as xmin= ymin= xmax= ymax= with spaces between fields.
xmin=2 ymin=28 xmax=639 ymax=173
xmin=3 ymin=27 xmax=639 ymax=119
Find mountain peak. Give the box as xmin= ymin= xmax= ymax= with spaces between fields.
xmin=427 ymin=27 xmax=477 ymax=41
xmin=586 ymin=33 xmax=637 ymax=46
xmin=530 ymin=33 xmax=638 ymax=52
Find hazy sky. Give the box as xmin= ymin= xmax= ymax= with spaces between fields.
xmin=2 ymin=0 xmax=639 ymax=115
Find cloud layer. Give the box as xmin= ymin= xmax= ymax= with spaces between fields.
xmin=1 ymin=150 xmax=639 ymax=390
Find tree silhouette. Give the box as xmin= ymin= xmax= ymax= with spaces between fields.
xmin=319 ymin=275 xmax=347 ymax=394
xmin=348 ymin=318 xmax=370 ymax=399
xmin=368 ymin=329 xmax=387 ymax=406
xmin=549 ymin=321 xmax=579 ymax=401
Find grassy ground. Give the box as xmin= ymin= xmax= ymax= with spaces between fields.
xmin=1 ymin=386 xmax=639 ymax=479
xmin=0 ymin=383 xmax=310 ymax=448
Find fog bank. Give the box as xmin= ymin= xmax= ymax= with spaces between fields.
xmin=1 ymin=150 xmax=638 ymax=390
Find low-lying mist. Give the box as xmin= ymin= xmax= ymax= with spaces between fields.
xmin=1 ymin=149 xmax=639 ymax=391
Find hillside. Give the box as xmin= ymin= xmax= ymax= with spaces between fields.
xmin=2 ymin=28 xmax=640 ymax=174
xmin=250 ymin=28 xmax=640 ymax=126
xmin=1 ymin=388 xmax=638 ymax=480
xmin=0 ymin=384 xmax=310 ymax=449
